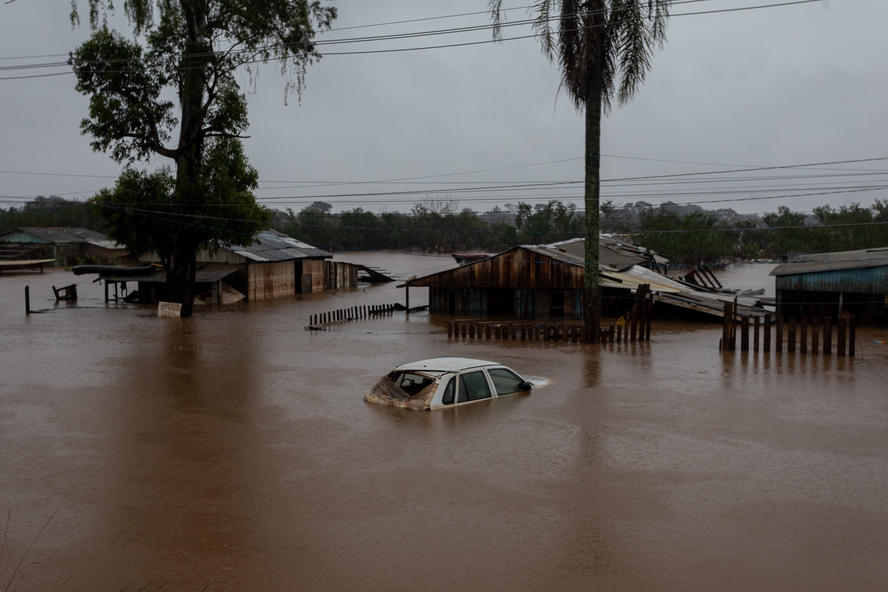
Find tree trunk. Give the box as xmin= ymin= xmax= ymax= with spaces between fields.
xmin=166 ymin=242 xmax=198 ymax=317
xmin=583 ymin=55 xmax=604 ymax=343
xmin=167 ymin=1 xmax=210 ymax=318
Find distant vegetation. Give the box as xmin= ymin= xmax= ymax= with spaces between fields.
xmin=3 ymin=196 xmax=888 ymax=265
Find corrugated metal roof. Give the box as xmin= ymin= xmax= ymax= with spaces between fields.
xmin=85 ymin=240 xmax=126 ymax=250
xmin=0 ymin=227 xmax=107 ymax=243
xmin=233 ymin=230 xmax=331 ymax=262
xmin=99 ymin=262 xmax=242 ymax=284
xmin=530 ymin=237 xmax=664 ymax=271
xmin=770 ymin=248 xmax=888 ymax=276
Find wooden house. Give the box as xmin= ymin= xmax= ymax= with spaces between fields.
xmin=402 ymin=238 xmax=670 ymax=318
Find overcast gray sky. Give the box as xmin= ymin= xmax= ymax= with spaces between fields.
xmin=1 ymin=0 xmax=886 ymax=216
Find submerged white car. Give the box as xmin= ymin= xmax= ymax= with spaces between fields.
xmin=365 ymin=357 xmax=533 ymax=411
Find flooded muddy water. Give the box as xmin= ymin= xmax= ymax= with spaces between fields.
xmin=2 ymin=257 xmax=887 ymax=591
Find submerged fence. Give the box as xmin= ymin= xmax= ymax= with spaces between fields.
xmin=306 ymin=302 xmax=429 ymax=330
xmin=448 ymin=297 xmax=654 ymax=345
xmin=307 ymin=304 xmax=396 ymax=329
xmin=720 ymin=301 xmax=855 ymax=357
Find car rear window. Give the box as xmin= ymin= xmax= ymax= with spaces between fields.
xmin=488 ymin=368 xmax=524 ymax=395
xmin=441 ymin=378 xmax=455 ymax=405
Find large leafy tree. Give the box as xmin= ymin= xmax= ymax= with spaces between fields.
xmin=71 ymin=0 xmax=336 ymax=315
xmin=490 ymin=0 xmax=671 ymax=341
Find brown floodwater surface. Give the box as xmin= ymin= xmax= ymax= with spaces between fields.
xmin=1 ymin=258 xmax=887 ymax=591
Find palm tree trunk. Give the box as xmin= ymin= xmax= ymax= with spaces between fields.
xmin=583 ymin=58 xmax=603 ymax=343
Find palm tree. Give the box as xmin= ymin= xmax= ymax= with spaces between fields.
xmin=490 ymin=0 xmax=672 ymax=342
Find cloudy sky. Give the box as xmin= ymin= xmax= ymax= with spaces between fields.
xmin=1 ymin=0 xmax=886 ymax=217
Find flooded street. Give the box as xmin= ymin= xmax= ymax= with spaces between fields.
xmin=2 ymin=256 xmax=887 ymax=591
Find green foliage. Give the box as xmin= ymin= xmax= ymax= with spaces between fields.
xmin=91 ymin=138 xmax=271 ymax=265
xmin=70 ymin=0 xmax=336 ymax=314
xmin=513 ymin=200 xmax=582 ymax=244
xmin=635 ymin=209 xmax=736 ymax=265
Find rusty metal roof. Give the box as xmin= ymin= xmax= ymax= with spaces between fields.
xmin=770 ymin=248 xmax=888 ymax=276
xmin=230 ymin=230 xmax=331 ymax=262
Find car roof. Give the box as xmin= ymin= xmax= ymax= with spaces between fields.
xmin=395 ymin=357 xmax=504 ymax=373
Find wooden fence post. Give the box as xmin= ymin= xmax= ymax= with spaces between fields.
xmin=741 ymin=316 xmax=750 ymax=351
xmin=776 ymin=315 xmax=783 ymax=353
xmin=764 ymin=314 xmax=771 ymax=353
xmin=753 ymin=316 xmax=760 ymax=352
xmin=811 ymin=318 xmax=820 ymax=354
xmin=837 ymin=318 xmax=847 ymax=356
xmin=800 ymin=315 xmax=808 ymax=355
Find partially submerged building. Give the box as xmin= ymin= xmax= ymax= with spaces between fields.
xmin=402 ymin=237 xmax=766 ymax=320
xmin=95 ymin=230 xmax=363 ymax=305
xmin=402 ymin=238 xmax=675 ymax=318
xmin=770 ymin=247 xmax=888 ymax=323
xmin=0 ymin=227 xmax=125 ymax=266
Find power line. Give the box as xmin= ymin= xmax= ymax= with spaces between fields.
xmin=0 ymin=0 xmax=819 ymax=79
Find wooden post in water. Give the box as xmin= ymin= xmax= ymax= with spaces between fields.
xmin=731 ymin=300 xmax=738 ymax=351
xmin=764 ymin=314 xmax=771 ymax=353
xmin=753 ymin=316 xmax=760 ymax=352
xmin=645 ymin=300 xmax=652 ymax=341
xmin=811 ymin=318 xmax=820 ymax=354
xmin=788 ymin=317 xmax=797 ymax=354
xmin=823 ymin=316 xmax=832 ymax=355
xmin=776 ymin=315 xmax=783 ymax=353
xmin=837 ymin=318 xmax=847 ymax=356
xmin=741 ymin=316 xmax=750 ymax=351
xmin=25 ymin=285 xmax=30 ymax=315
xmin=849 ymin=316 xmax=856 ymax=357
xmin=800 ymin=315 xmax=808 ymax=355
xmin=630 ymin=306 xmax=638 ymax=342
xmin=722 ymin=302 xmax=730 ymax=351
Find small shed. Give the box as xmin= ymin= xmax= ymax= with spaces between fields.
xmin=0 ymin=227 xmax=126 ymax=266
xmin=770 ymin=248 xmax=888 ymax=323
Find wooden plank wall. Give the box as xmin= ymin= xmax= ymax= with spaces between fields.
xmin=410 ymin=248 xmax=583 ymax=290
xmin=247 ymin=261 xmax=295 ymax=301
xmin=325 ymin=261 xmax=359 ymax=290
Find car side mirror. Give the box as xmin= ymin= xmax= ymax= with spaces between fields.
xmin=519 ymin=381 xmax=533 ymax=391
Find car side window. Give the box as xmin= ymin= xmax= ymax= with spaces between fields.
xmin=441 ymin=377 xmax=455 ymax=405
xmin=459 ymin=371 xmax=492 ymax=402
xmin=488 ymin=368 xmax=524 ymax=395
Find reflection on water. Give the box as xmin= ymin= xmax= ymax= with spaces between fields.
xmin=1 ymin=259 xmax=887 ymax=591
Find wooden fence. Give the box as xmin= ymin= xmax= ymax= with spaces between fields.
xmin=307 ymin=304 xmax=396 ymax=329
xmin=720 ymin=301 xmax=855 ymax=356
xmin=448 ymin=297 xmax=653 ymax=345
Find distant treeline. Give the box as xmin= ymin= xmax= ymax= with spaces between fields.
xmin=3 ymin=196 xmax=887 ymax=265
xmin=0 ymin=196 xmax=106 ymax=233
